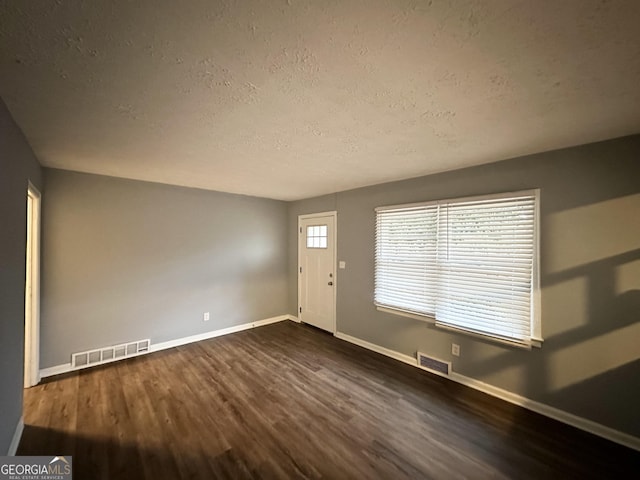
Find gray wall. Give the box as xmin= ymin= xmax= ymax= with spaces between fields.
xmin=288 ymin=135 xmax=640 ymax=438
xmin=0 ymin=99 xmax=42 ymax=454
xmin=41 ymin=169 xmax=288 ymax=368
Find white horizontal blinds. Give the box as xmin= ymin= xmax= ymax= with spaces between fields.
xmin=375 ymin=205 xmax=439 ymax=315
xmin=436 ymin=195 xmax=536 ymax=343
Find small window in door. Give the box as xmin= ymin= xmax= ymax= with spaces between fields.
xmin=306 ymin=225 xmax=328 ymax=248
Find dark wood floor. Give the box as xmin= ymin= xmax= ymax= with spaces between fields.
xmin=20 ymin=321 xmax=639 ymax=479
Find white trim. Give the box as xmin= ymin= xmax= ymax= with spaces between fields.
xmin=446 ymin=374 xmax=640 ymax=452
xmin=24 ymin=183 xmax=41 ymax=388
xmin=434 ymin=322 xmax=541 ymax=350
xmin=150 ymin=315 xmax=289 ymax=352
xmin=40 ymin=363 xmax=74 ymax=378
xmin=334 ymin=331 xmax=640 ymax=452
xmin=335 ymin=332 xmax=416 ymax=366
xmin=298 ymin=210 xmax=337 ymax=220
xmin=376 ymin=305 xmax=436 ymax=323
xmin=298 ymin=211 xmax=338 ymax=334
xmin=40 ymin=315 xmax=292 ymax=379
xmin=532 ymin=188 xmax=542 ymax=341
xmin=376 ymin=306 xmax=542 ymax=349
xmin=7 ymin=416 xmax=24 ymax=456
xmin=374 ymin=189 xmax=539 ymax=212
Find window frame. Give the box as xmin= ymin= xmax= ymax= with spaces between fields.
xmin=306 ymin=224 xmax=329 ymax=249
xmin=374 ymin=189 xmax=542 ymax=349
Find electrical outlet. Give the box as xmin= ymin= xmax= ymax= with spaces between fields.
xmin=452 ymin=343 xmax=460 ymax=357
xmin=203 ymin=312 xmax=210 ymax=322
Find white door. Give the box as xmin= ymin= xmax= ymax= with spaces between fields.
xmin=298 ymin=212 xmax=336 ymax=333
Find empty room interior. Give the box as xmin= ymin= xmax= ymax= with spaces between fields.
xmin=1 ymin=1 xmax=640 ymax=478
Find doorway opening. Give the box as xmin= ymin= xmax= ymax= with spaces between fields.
xmin=24 ymin=183 xmax=41 ymax=388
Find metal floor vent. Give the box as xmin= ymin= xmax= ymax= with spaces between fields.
xmin=71 ymin=339 xmax=150 ymax=369
xmin=417 ymin=352 xmax=451 ymax=377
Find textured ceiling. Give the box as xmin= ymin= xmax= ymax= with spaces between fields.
xmin=1 ymin=1 xmax=639 ymax=200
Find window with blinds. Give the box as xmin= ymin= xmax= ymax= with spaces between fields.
xmin=375 ymin=190 xmax=541 ymax=347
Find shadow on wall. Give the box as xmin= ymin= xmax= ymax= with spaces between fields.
xmin=289 ymin=136 xmax=640 ymax=442
xmin=540 ymin=358 xmax=640 ymax=431
xmin=462 ymin=245 xmax=640 ymax=437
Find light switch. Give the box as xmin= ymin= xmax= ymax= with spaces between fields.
xmin=339 ymin=261 xmax=346 ymax=269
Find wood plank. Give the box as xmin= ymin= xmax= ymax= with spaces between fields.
xmin=19 ymin=321 xmax=640 ymax=479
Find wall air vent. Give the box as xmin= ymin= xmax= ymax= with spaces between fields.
xmin=71 ymin=339 xmax=150 ymax=370
xmin=417 ymin=352 xmax=451 ymax=377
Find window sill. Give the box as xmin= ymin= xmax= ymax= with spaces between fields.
xmin=376 ymin=305 xmax=543 ymax=350
xmin=376 ymin=305 xmax=437 ymax=324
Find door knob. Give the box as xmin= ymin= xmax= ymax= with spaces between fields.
xmin=328 ymin=281 xmax=333 ymax=286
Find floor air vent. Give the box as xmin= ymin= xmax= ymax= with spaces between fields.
xmin=71 ymin=339 xmax=150 ymax=369
xmin=417 ymin=352 xmax=451 ymax=377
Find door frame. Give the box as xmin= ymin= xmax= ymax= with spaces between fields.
xmin=24 ymin=182 xmax=41 ymax=388
xmin=297 ymin=211 xmax=337 ymax=333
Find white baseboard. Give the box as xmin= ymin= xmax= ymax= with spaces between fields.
xmin=446 ymin=373 xmax=640 ymax=452
xmin=40 ymin=314 xmax=294 ymax=379
xmin=39 ymin=363 xmax=74 ymax=378
xmin=7 ymin=416 xmax=24 ymax=456
xmin=334 ymin=331 xmax=640 ymax=452
xmin=335 ymin=332 xmax=416 ymax=366
xmin=150 ymin=314 xmax=290 ymax=352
